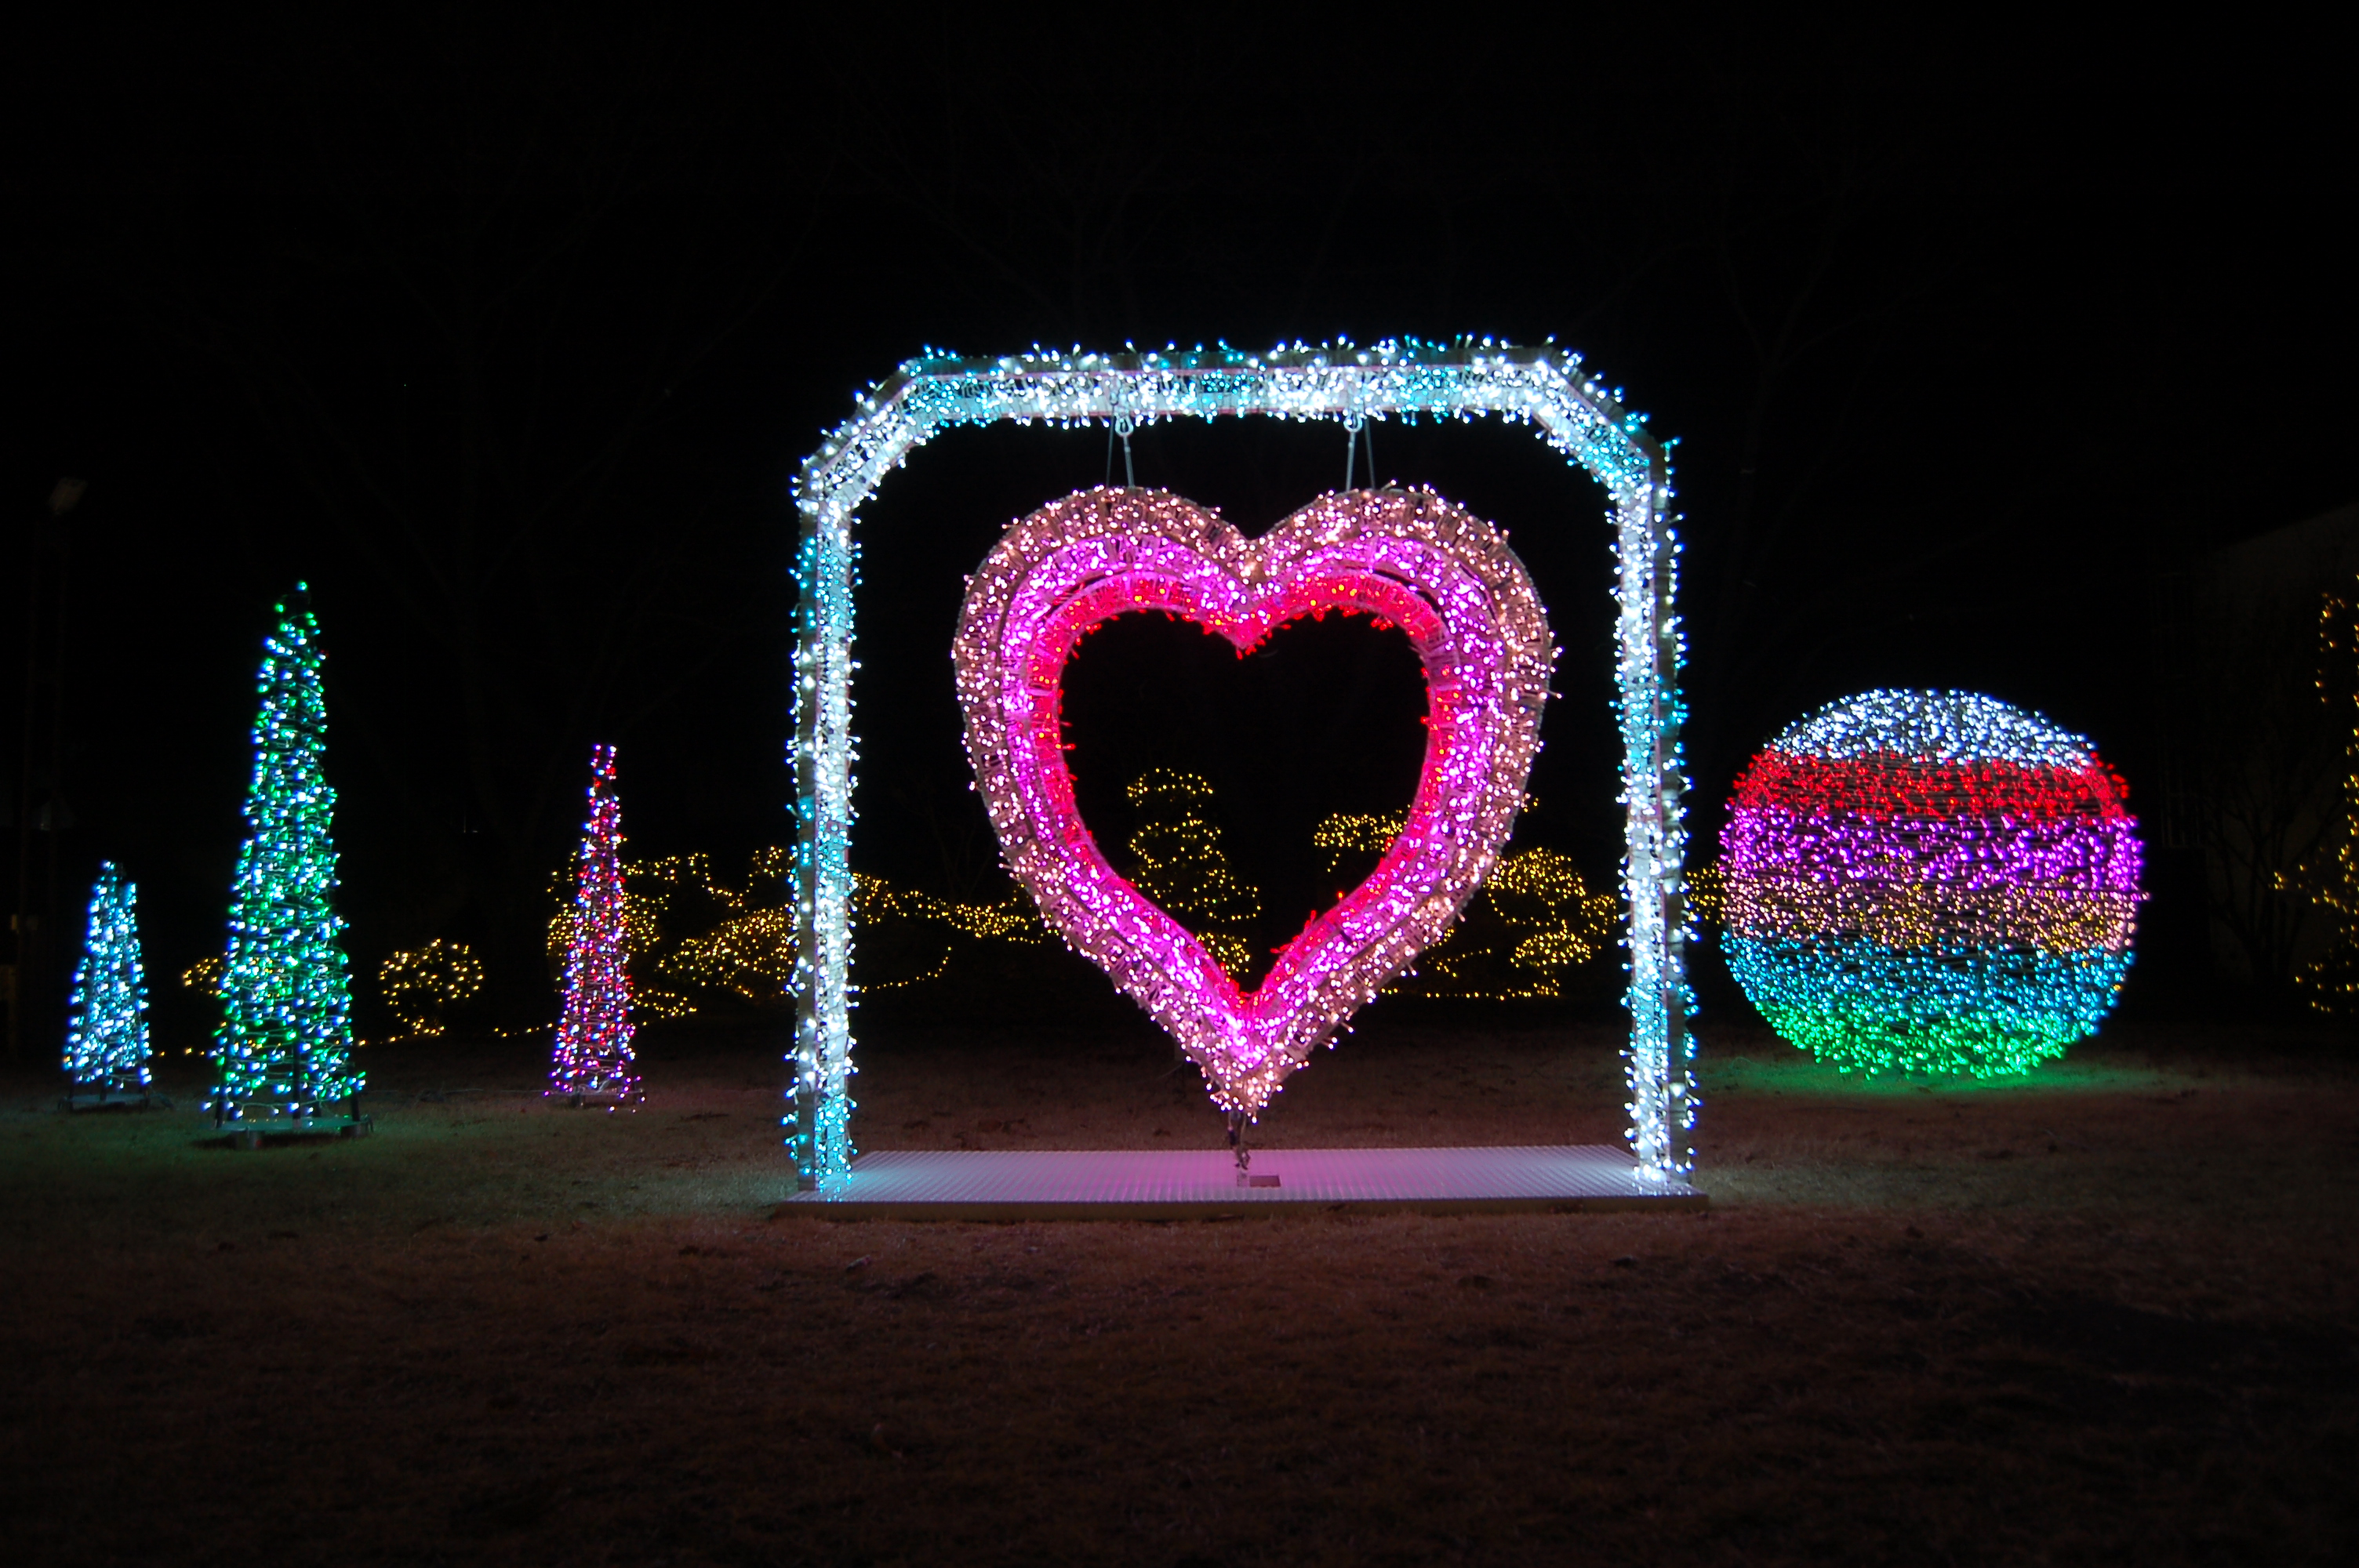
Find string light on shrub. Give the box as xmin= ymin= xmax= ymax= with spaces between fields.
xmin=207 ymin=590 xmax=364 ymax=1123
xmin=544 ymin=848 xmax=888 ymax=1014
xmin=547 ymin=745 xmax=640 ymax=1104
xmin=1315 ymin=811 xmax=1612 ymax=999
xmin=658 ymin=907 xmax=793 ymax=1005
xmin=841 ymin=874 xmax=1045 ymax=993
xmin=164 ymin=956 xmax=224 ymax=1057
xmin=377 ymin=940 xmax=485 ymax=1038
xmin=794 ymin=339 xmax=1692 ymax=1185
xmin=1719 ymin=690 xmax=2143 ymax=1076
xmin=63 ymin=862 xmax=152 ymax=1100
xmin=1126 ymin=771 xmax=1262 ymax=978
xmin=955 ymin=485 xmax=1555 ymax=1116
xmin=543 ymin=845 xmax=1041 ymax=1016
xmin=2291 ymin=583 xmax=2359 ymax=1014
xmin=1470 ymin=848 xmax=1617 ymax=993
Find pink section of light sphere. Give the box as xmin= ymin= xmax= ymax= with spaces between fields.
xmin=954 ymin=487 xmax=1556 ymax=1116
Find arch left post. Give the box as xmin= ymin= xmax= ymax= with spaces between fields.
xmin=788 ymin=496 xmax=859 ymax=1188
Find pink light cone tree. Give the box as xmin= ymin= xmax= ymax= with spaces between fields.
xmin=548 ymin=744 xmax=639 ymax=1103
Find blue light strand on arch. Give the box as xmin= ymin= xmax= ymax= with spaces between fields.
xmin=788 ymin=338 xmax=1696 ymax=1187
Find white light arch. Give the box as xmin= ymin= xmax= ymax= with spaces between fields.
xmin=789 ymin=339 xmax=1696 ymax=1188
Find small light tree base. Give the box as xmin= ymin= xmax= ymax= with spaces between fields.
xmin=551 ymin=1091 xmax=637 ymax=1112
xmin=61 ymin=1087 xmax=154 ymax=1113
xmin=208 ymin=1114 xmax=374 ymax=1151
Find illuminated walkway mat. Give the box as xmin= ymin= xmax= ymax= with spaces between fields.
xmin=773 ymin=1145 xmax=1705 ymax=1220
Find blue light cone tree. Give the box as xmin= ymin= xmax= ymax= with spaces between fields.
xmin=548 ymin=744 xmax=639 ymax=1102
xmin=63 ymin=862 xmax=153 ymax=1098
xmin=208 ymin=590 xmax=363 ymax=1123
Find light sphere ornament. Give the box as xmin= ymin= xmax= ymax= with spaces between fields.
xmin=1718 ymin=690 xmax=2143 ymax=1076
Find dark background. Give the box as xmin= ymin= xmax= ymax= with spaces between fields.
xmin=6 ymin=9 xmax=2352 ymax=1042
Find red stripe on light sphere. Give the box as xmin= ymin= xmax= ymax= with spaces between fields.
xmin=1729 ymin=750 xmax=2130 ymax=822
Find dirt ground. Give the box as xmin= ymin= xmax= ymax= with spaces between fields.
xmin=2 ymin=1009 xmax=2354 ymax=1566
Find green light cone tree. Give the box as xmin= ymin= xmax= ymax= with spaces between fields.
xmin=208 ymin=590 xmax=364 ymax=1122
xmin=63 ymin=861 xmax=154 ymax=1098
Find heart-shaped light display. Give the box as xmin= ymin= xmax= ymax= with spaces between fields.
xmin=954 ymin=487 xmax=1555 ymax=1115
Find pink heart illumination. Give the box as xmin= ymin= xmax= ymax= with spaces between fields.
xmin=953 ymin=487 xmax=1557 ymax=1115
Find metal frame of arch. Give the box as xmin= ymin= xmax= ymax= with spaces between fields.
xmin=787 ymin=339 xmax=1696 ymax=1189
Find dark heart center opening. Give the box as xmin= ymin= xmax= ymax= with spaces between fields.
xmin=1059 ymin=608 xmax=1429 ymax=989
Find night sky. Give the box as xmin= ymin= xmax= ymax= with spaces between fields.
xmin=9 ymin=13 xmax=2353 ymax=1034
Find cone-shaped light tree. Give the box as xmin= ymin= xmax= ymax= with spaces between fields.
xmin=208 ymin=590 xmax=363 ymax=1122
xmin=63 ymin=862 xmax=153 ymax=1098
xmin=549 ymin=744 xmax=638 ymax=1102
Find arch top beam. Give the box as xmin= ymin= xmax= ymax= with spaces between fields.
xmin=796 ymin=339 xmax=1670 ymax=523
xmin=786 ymin=338 xmax=1696 ymax=1192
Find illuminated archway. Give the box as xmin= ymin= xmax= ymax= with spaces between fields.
xmin=788 ymin=339 xmax=1695 ymax=1186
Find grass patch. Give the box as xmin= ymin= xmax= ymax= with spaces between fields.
xmin=1 ymin=1014 xmax=2350 ymax=1564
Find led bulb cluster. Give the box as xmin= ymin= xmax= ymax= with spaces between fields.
xmin=208 ymin=597 xmax=363 ymax=1122
xmin=1720 ymin=690 xmax=2142 ymax=1076
xmin=1125 ymin=770 xmax=1262 ymax=978
xmin=548 ymin=745 xmax=640 ymax=1102
xmin=377 ymin=939 xmax=483 ymax=1039
xmin=954 ymin=485 xmax=1554 ymax=1116
xmin=63 ymin=862 xmax=152 ymax=1096
xmin=1315 ymin=815 xmax=1613 ymax=999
